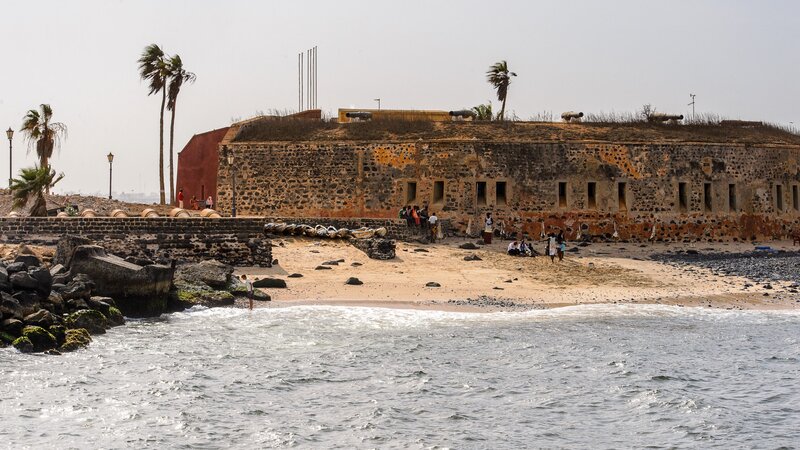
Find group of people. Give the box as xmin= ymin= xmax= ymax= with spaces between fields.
xmin=399 ymin=205 xmax=439 ymax=242
xmin=506 ymin=230 xmax=567 ymax=262
xmin=176 ymin=188 xmax=214 ymax=211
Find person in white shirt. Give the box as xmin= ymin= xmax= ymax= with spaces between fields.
xmin=507 ymin=241 xmax=520 ymax=256
xmin=428 ymin=212 xmax=439 ymax=243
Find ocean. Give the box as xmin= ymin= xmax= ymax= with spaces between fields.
xmin=1 ymin=304 xmax=799 ymax=449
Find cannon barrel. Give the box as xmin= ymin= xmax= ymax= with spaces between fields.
xmin=648 ymin=113 xmax=684 ymax=122
xmin=561 ymin=111 xmax=584 ymax=121
xmin=345 ymin=111 xmax=373 ymax=119
xmin=449 ymin=110 xmax=476 ymax=118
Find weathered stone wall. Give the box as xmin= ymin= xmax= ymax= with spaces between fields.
xmin=217 ymin=141 xmax=800 ymax=242
xmin=0 ymin=218 xmax=272 ymax=266
xmin=264 ymin=217 xmax=451 ymax=241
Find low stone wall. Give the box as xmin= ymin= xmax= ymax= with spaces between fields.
xmin=0 ymin=218 xmax=272 ymax=267
xmin=264 ymin=217 xmax=450 ymax=241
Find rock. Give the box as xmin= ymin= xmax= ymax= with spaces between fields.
xmin=11 ymin=291 xmax=42 ymax=317
xmin=53 ymin=235 xmax=91 ymax=268
xmin=414 ymin=248 xmax=429 ymax=253
xmin=87 ymin=296 xmax=114 ymax=316
xmin=252 ymin=278 xmax=287 ymax=289
xmin=20 ymin=325 xmax=57 ymax=352
xmin=579 ymin=242 xmax=591 ymax=247
xmin=322 ymin=260 xmax=340 ymax=266
xmin=171 ymin=280 xmax=236 ymax=308
xmin=315 ymin=265 xmax=332 ymax=270
xmin=272 ymin=259 xmax=279 ymax=266
xmin=106 ymin=307 xmax=126 ymax=327
xmin=459 ymin=243 xmax=479 ymax=250
xmin=0 ymin=267 xmax=8 ymax=284
xmin=59 ymin=328 xmax=92 ymax=352
xmin=463 ymin=254 xmax=482 ymax=261
xmin=10 ymin=272 xmax=39 ymax=290
xmin=49 ymin=264 xmax=67 ymax=276
xmin=351 ymin=262 xmax=363 ymax=267
xmin=351 ymin=238 xmax=396 ymax=260
xmin=65 ymin=309 xmax=108 ymax=335
xmin=124 ymin=256 xmax=155 ymax=266
xmin=66 ymin=298 xmax=90 ymax=311
xmin=425 ymin=282 xmax=441 ymax=288
xmin=1 ymin=294 xmax=24 ymax=320
xmin=2 ymin=318 xmax=24 ymax=335
xmin=29 ymin=267 xmax=54 ymax=293
xmin=686 ymin=249 xmax=699 ymax=255
xmin=56 ymin=279 xmax=92 ymax=301
xmin=69 ymin=246 xmax=174 ymax=317
xmin=14 ymin=255 xmax=41 ymax=268
xmin=12 ymin=336 xmax=34 ymax=353
xmin=227 ymin=281 xmax=272 ymax=301
xmin=345 ymin=277 xmax=363 ymax=285
xmin=48 ymin=325 xmax=66 ymax=346
xmin=175 ymin=260 xmax=232 ymax=289
xmin=287 ymin=273 xmax=303 ymax=278
xmin=0 ymin=330 xmax=17 ymax=344
xmin=5 ymin=262 xmax=27 ymax=274
xmin=23 ymin=309 xmax=59 ymax=328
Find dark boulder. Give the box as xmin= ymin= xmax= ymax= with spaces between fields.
xmin=49 ymin=264 xmax=67 ymax=276
xmin=87 ymin=296 xmax=113 ymax=316
xmin=14 ymin=255 xmax=42 ymax=268
xmin=175 ymin=260 xmax=233 ymax=289
xmin=1 ymin=293 xmax=24 ymax=320
xmin=351 ymin=238 xmax=396 ymax=260
xmin=345 ymin=277 xmax=363 ymax=286
xmin=287 ymin=273 xmax=303 ymax=278
xmin=459 ymin=243 xmax=479 ymax=250
xmin=252 ymin=278 xmax=287 ymax=289
xmin=106 ymin=307 xmax=126 ymax=327
xmin=463 ymin=254 xmax=483 ymax=261
xmin=315 ymin=265 xmax=332 ymax=270
xmin=23 ymin=309 xmax=59 ymax=328
xmin=2 ymin=318 xmax=24 ymax=336
xmin=425 ymin=282 xmax=441 ymax=288
xmin=59 ymin=328 xmax=92 ymax=352
xmin=66 ymin=298 xmax=90 ymax=311
xmin=322 ymin=260 xmax=340 ymax=266
xmin=65 ymin=309 xmax=108 ymax=335
xmin=53 ymin=235 xmax=91 ymax=268
xmin=171 ymin=280 xmax=235 ymax=309
xmin=29 ymin=267 xmax=54 ymax=293
xmin=12 ymin=336 xmax=34 ymax=353
xmin=20 ymin=325 xmax=57 ymax=352
xmin=10 ymin=272 xmax=39 ymax=291
xmin=5 ymin=262 xmax=27 ymax=274
xmin=48 ymin=325 xmax=66 ymax=346
xmin=11 ymin=291 xmax=42 ymax=317
xmin=56 ymin=278 xmax=92 ymax=301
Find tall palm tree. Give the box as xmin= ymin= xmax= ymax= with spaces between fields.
xmin=166 ymin=54 xmax=196 ymax=205
xmin=20 ymin=104 xmax=67 ymax=189
xmin=486 ymin=61 xmax=517 ymax=121
xmin=10 ymin=165 xmax=64 ymax=217
xmin=138 ymin=44 xmax=170 ymax=204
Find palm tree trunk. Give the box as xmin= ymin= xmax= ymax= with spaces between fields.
xmin=168 ymin=98 xmax=177 ymax=205
xmin=499 ymin=98 xmax=507 ymax=122
xmin=30 ymin=193 xmax=47 ymax=217
xmin=159 ymin=87 xmax=166 ymax=204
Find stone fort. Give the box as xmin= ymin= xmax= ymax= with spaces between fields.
xmin=176 ymin=110 xmax=800 ymax=242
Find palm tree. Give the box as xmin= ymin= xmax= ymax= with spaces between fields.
xmin=20 ymin=104 xmax=68 ymax=187
xmin=138 ymin=44 xmax=170 ymax=204
xmin=10 ymin=165 xmax=64 ymax=217
xmin=471 ymin=103 xmax=494 ymax=121
xmin=486 ymin=61 xmax=517 ymax=121
xmin=166 ymin=54 xmax=196 ymax=205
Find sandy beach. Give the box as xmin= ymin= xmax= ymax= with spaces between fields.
xmin=235 ymin=237 xmax=800 ymax=312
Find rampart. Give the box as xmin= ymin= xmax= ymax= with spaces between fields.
xmin=216 ymin=125 xmax=800 ymax=242
xmin=0 ymin=218 xmax=272 ymax=267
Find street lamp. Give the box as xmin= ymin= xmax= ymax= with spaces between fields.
xmin=374 ymin=98 xmax=381 ymax=110
xmin=107 ymin=152 xmax=114 ymax=199
xmin=226 ymin=148 xmax=236 ymax=217
xmin=6 ymin=127 xmax=13 ymax=188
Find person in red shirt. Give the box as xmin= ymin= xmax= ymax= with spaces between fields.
xmin=177 ymin=188 xmax=185 ymax=209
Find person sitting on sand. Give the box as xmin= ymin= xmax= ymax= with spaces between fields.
xmin=507 ymin=240 xmax=520 ymax=256
xmin=519 ymin=239 xmax=531 ymax=256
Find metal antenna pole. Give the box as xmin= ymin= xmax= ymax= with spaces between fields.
xmin=688 ymin=94 xmax=696 ymax=121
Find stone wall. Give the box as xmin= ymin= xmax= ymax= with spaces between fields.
xmin=217 ymin=141 xmax=800 ymax=242
xmin=0 ymin=218 xmax=272 ymax=267
xmin=264 ymin=217 xmax=450 ymax=241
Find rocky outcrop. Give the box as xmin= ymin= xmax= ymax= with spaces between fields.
xmin=59 ymin=328 xmax=92 ymax=352
xmin=68 ymin=245 xmax=173 ymax=317
xmin=350 ymin=238 xmax=396 ymax=260
xmin=65 ymin=309 xmax=108 ymax=335
xmin=175 ymin=260 xmax=233 ymax=289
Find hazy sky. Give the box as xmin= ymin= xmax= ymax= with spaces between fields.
xmin=0 ymin=0 xmax=798 ymax=196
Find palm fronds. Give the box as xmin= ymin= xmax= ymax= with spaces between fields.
xmin=486 ymin=60 xmax=517 ymax=121
xmin=10 ymin=165 xmax=64 ymax=216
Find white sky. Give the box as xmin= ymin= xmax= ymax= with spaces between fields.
xmin=0 ymin=0 xmax=798 ymax=195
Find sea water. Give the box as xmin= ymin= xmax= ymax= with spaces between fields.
xmin=1 ymin=304 xmax=799 ymax=449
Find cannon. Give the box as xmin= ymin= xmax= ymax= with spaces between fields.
xmin=140 ymin=208 xmax=159 ymax=218
xmin=110 ymin=209 xmax=129 ymax=218
xmin=345 ymin=111 xmax=372 ymax=121
xmin=647 ymin=113 xmax=684 ymax=123
xmin=80 ymin=209 xmax=97 ymax=218
xmin=169 ymin=208 xmax=191 ymax=218
xmin=200 ymin=208 xmax=221 ymax=218
xmin=449 ymin=110 xmax=476 ymax=120
xmin=561 ymin=111 xmax=584 ymax=122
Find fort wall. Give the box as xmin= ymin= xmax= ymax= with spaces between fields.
xmin=216 ymin=141 xmax=800 ymax=241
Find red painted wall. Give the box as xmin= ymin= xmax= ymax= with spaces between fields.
xmin=175 ymin=127 xmax=229 ymax=208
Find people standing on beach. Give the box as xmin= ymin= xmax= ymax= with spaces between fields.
xmin=419 ymin=206 xmax=429 ymax=231
xmin=177 ymin=188 xmax=184 ymax=209
xmin=412 ymin=205 xmax=421 ymax=227
xmin=548 ymin=233 xmax=557 ymax=263
xmin=399 ymin=206 xmax=407 ymax=221
xmin=242 ymin=274 xmax=254 ymax=310
xmin=483 ymin=212 xmax=494 ymax=244
xmin=428 ymin=211 xmax=438 ymax=243
xmin=557 ymin=230 xmax=566 ymax=262
xmin=405 ymin=205 xmax=414 ymax=227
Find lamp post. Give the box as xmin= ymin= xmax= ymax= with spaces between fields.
xmin=6 ymin=127 xmax=13 ymax=188
xmin=227 ymin=151 xmax=236 ymax=218
xmin=107 ymin=152 xmax=114 ymax=199
xmin=374 ymin=98 xmax=381 ymax=110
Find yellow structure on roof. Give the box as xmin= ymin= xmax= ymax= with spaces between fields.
xmin=338 ymin=108 xmax=452 ymax=123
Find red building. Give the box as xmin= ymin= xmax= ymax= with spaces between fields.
xmin=175 ymin=127 xmax=229 ymax=208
